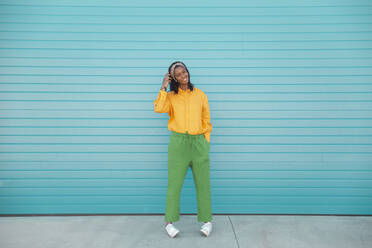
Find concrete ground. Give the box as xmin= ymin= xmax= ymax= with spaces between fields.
xmin=0 ymin=214 xmax=371 ymax=248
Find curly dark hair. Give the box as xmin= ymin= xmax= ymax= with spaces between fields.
xmin=168 ymin=61 xmax=194 ymax=94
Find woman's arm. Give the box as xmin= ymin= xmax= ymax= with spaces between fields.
xmin=154 ymin=89 xmax=171 ymax=114
xmin=201 ymin=92 xmax=213 ymax=143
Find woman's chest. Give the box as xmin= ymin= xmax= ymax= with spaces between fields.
xmin=171 ymin=94 xmax=202 ymax=114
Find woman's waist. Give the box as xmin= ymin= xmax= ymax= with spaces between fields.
xmin=170 ymin=130 xmax=204 ymax=137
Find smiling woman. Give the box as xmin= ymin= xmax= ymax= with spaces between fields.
xmin=154 ymin=61 xmax=213 ymax=142
xmin=153 ymin=61 xmax=213 ymax=238
xmin=168 ymin=61 xmax=194 ymax=94
xmin=173 ymin=65 xmax=188 ymax=85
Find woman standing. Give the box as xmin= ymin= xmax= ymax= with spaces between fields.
xmin=153 ymin=61 xmax=213 ymax=238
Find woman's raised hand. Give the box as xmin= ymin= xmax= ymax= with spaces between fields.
xmin=162 ymin=72 xmax=172 ymax=89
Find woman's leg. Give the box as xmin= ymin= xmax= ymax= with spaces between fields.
xmin=165 ymin=133 xmax=190 ymax=223
xmin=190 ymin=135 xmax=212 ymax=223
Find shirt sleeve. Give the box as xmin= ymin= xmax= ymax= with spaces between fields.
xmin=154 ymin=90 xmax=171 ymax=115
xmin=201 ymin=91 xmax=212 ymax=143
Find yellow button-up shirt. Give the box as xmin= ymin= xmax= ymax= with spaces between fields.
xmin=154 ymin=86 xmax=213 ymax=143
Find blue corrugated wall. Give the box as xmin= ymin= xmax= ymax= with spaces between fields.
xmin=0 ymin=0 xmax=372 ymax=215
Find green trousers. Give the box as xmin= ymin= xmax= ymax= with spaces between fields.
xmin=165 ymin=131 xmax=212 ymax=223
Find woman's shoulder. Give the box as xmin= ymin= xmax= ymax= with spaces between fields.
xmin=193 ymin=87 xmax=206 ymax=96
xmin=193 ymin=86 xmax=203 ymax=93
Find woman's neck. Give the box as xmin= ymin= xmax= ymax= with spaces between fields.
xmin=179 ymin=84 xmax=188 ymax=91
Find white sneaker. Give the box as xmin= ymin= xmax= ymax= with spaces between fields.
xmin=165 ymin=223 xmax=180 ymax=238
xmin=200 ymin=222 xmax=212 ymax=237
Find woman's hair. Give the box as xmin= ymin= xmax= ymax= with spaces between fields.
xmin=168 ymin=61 xmax=194 ymax=94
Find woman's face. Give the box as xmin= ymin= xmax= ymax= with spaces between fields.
xmin=173 ymin=66 xmax=189 ymax=86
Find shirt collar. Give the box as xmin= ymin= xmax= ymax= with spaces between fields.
xmin=178 ymin=86 xmax=191 ymax=94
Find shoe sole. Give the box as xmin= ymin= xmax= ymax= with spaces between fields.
xmin=200 ymin=229 xmax=209 ymax=237
xmin=167 ymin=230 xmax=179 ymax=238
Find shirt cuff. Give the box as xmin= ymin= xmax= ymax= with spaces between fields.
xmin=158 ymin=90 xmax=167 ymax=98
xmin=204 ymin=133 xmax=211 ymax=143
